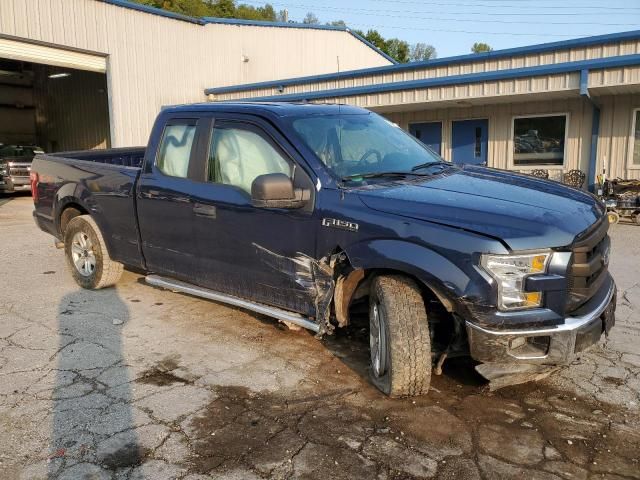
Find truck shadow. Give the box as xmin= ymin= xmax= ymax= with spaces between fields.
xmin=48 ymin=289 xmax=141 ymax=477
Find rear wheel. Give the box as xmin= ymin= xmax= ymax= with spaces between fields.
xmin=633 ymin=211 xmax=640 ymax=226
xmin=369 ymin=275 xmax=432 ymax=397
xmin=64 ymin=215 xmax=123 ymax=289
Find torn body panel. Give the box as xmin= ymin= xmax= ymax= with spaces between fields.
xmin=253 ymin=243 xmax=337 ymax=335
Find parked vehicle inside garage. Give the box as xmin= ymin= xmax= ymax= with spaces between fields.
xmin=0 ymin=144 xmax=44 ymax=194
xmin=30 ymin=102 xmax=616 ymax=396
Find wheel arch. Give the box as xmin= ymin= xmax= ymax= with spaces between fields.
xmin=333 ymin=239 xmax=470 ymax=326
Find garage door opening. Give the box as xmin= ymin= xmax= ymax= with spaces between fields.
xmin=0 ymin=58 xmax=110 ymax=154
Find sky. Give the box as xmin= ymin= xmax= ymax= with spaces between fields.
xmin=244 ymin=0 xmax=640 ymax=58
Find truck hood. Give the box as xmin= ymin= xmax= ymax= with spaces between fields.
xmin=356 ymin=166 xmax=604 ymax=251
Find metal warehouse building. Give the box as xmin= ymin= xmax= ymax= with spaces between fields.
xmin=0 ymin=0 xmax=392 ymax=151
xmin=209 ymin=30 xmax=640 ymax=188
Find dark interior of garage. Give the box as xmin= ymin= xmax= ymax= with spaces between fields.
xmin=0 ymin=59 xmax=110 ymax=153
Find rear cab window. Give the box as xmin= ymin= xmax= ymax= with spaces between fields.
xmin=156 ymin=121 xmax=198 ymax=179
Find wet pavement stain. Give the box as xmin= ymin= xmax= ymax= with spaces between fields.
xmin=183 ymin=325 xmax=640 ymax=479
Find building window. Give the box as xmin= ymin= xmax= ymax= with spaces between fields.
xmin=631 ymin=110 xmax=640 ymax=166
xmin=513 ymin=115 xmax=566 ymax=166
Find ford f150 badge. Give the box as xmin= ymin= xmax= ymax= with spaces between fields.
xmin=322 ymin=218 xmax=359 ymax=232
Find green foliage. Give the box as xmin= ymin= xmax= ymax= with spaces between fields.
xmin=471 ymin=42 xmax=493 ymax=54
xmin=354 ymin=29 xmax=416 ymax=64
xmin=131 ymin=0 xmax=277 ymax=21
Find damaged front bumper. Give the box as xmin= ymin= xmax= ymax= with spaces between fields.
xmin=465 ymin=276 xmax=616 ymax=366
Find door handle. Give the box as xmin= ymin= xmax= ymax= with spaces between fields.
xmin=193 ymin=203 xmax=217 ymax=218
xmin=141 ymin=189 xmax=161 ymax=199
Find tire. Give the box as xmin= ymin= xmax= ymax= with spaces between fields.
xmin=634 ymin=212 xmax=640 ymax=226
xmin=607 ymin=211 xmax=620 ymax=225
xmin=369 ymin=275 xmax=432 ymax=397
xmin=64 ymin=215 xmax=123 ymax=289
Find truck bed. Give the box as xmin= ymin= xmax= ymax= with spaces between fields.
xmin=45 ymin=147 xmax=146 ymax=168
xmin=32 ymin=147 xmax=147 ymax=269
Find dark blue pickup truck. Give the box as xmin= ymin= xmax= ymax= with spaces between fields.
xmin=31 ymin=102 xmax=616 ymax=396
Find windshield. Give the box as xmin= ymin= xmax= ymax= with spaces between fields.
xmin=290 ymin=112 xmax=445 ymax=180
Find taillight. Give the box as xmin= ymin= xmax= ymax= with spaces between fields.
xmin=30 ymin=171 xmax=39 ymax=203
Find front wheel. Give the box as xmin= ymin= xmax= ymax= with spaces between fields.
xmin=64 ymin=215 xmax=123 ymax=289
xmin=369 ymin=275 xmax=432 ymax=397
xmin=607 ymin=211 xmax=620 ymax=225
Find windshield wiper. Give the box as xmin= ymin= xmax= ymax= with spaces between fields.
xmin=410 ymin=161 xmax=448 ymax=172
xmin=341 ymin=171 xmax=430 ymax=182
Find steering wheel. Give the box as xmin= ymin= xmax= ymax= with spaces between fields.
xmin=358 ymin=149 xmax=382 ymax=166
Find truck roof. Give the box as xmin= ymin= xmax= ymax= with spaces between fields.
xmin=161 ymin=102 xmax=367 ymax=117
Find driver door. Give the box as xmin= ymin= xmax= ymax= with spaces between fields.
xmin=189 ymin=117 xmax=318 ymax=316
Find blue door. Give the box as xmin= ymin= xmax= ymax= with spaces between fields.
xmin=409 ymin=122 xmax=442 ymax=155
xmin=452 ymin=119 xmax=488 ymax=165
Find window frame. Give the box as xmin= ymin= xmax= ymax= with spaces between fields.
xmin=627 ymin=107 xmax=640 ymax=170
xmin=509 ymin=112 xmax=569 ymax=170
xmin=204 ymin=119 xmax=296 ymax=197
xmin=154 ymin=117 xmax=201 ymax=180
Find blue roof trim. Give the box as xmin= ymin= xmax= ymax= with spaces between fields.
xmin=223 ymin=53 xmax=640 ymax=102
xmin=347 ymin=29 xmax=398 ymax=65
xmin=206 ymin=29 xmax=640 ymax=95
xmin=100 ymin=0 xmax=205 ymax=24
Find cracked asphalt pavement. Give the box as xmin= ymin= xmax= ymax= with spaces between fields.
xmin=1 ymin=194 xmax=639 ymax=480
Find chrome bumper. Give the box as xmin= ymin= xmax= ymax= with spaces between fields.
xmin=466 ymin=278 xmax=616 ymax=365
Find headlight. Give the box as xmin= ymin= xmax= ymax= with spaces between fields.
xmin=481 ymin=252 xmax=551 ymax=310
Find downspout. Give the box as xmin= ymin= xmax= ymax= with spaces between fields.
xmin=580 ymin=69 xmax=600 ymax=192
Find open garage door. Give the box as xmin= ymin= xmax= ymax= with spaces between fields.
xmin=0 ymin=41 xmax=110 ymax=154
xmin=0 ymin=36 xmax=106 ymax=73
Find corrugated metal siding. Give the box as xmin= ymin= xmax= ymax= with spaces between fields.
xmin=385 ymin=97 xmax=593 ymax=181
xmin=217 ymin=39 xmax=640 ymax=100
xmin=597 ymin=94 xmax=640 ymax=180
xmin=0 ymin=0 xmax=390 ymax=146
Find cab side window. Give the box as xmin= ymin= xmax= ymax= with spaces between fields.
xmin=207 ymin=125 xmax=291 ymax=194
xmin=156 ymin=123 xmax=196 ymax=178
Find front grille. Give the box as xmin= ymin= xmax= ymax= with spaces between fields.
xmin=9 ymin=166 xmax=30 ymax=178
xmin=566 ymin=217 xmax=610 ymax=312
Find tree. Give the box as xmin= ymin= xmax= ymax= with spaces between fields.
xmin=209 ymin=0 xmax=235 ymax=17
xmin=386 ymin=38 xmax=410 ymax=64
xmin=471 ymin=42 xmax=493 ymax=54
xmin=327 ymin=20 xmax=346 ymax=27
xmin=236 ymin=3 xmax=276 ymax=21
xmin=276 ymin=9 xmax=289 ymax=22
xmin=410 ymin=43 xmax=437 ymax=62
xmin=302 ymin=12 xmax=319 ymax=24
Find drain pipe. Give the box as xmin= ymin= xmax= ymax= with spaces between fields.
xmin=580 ymin=69 xmax=600 ymax=192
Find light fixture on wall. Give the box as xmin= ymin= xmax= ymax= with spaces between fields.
xmin=241 ymin=54 xmax=250 ymax=63
xmin=48 ymin=72 xmax=71 ymax=79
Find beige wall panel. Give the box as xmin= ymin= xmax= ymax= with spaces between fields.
xmin=222 ymin=38 xmax=640 ymax=102
xmin=596 ymin=94 xmax=640 ymax=180
xmin=0 ymin=0 xmax=391 ymax=146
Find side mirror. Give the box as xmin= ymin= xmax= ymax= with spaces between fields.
xmin=251 ymin=173 xmax=309 ymax=209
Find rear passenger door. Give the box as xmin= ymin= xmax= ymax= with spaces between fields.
xmin=189 ymin=117 xmax=318 ymax=316
xmin=136 ymin=117 xmax=205 ymax=279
